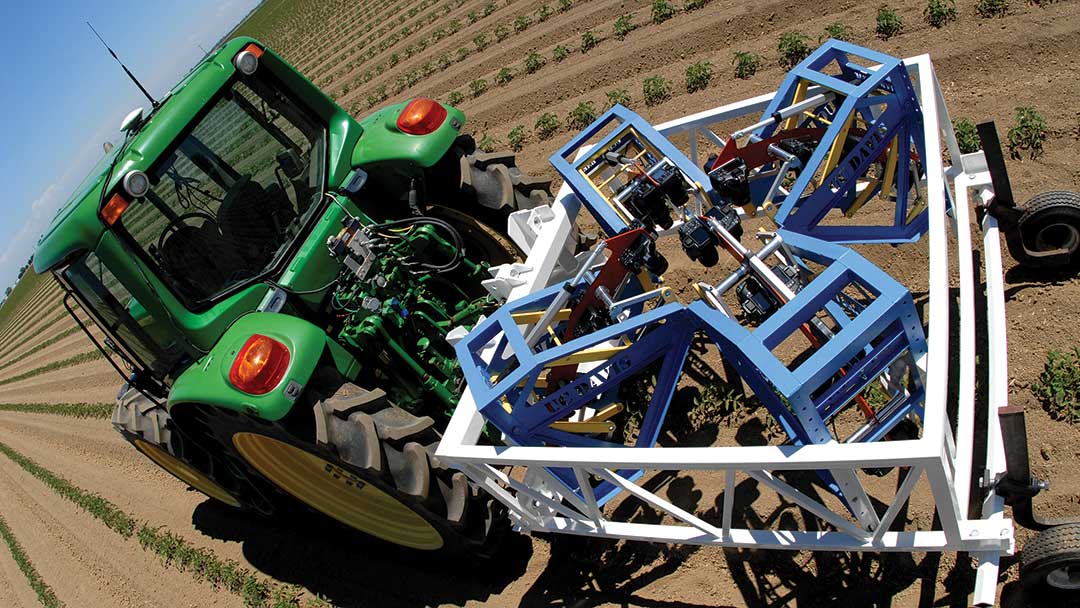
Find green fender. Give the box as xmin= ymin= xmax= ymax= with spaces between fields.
xmin=352 ymin=99 xmax=465 ymax=169
xmin=168 ymin=312 xmax=329 ymax=422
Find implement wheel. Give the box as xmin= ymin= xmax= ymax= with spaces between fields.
xmin=112 ymin=385 xmax=250 ymax=510
xmin=1021 ymin=523 xmax=1080 ymax=591
xmin=230 ymin=384 xmax=502 ymax=554
xmin=1018 ymin=191 xmax=1080 ymax=268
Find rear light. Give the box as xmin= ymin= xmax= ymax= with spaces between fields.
xmin=396 ymin=97 xmax=447 ymax=135
xmin=102 ymin=193 xmax=129 ymax=226
xmin=228 ymin=334 xmax=290 ymax=395
xmin=234 ymin=43 xmax=263 ymax=75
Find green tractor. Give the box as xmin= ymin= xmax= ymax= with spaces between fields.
xmin=34 ymin=37 xmax=554 ymax=553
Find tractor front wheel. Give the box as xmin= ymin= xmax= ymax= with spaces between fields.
xmin=112 ymin=385 xmax=245 ymax=509
xmin=229 ymin=384 xmax=503 ymax=554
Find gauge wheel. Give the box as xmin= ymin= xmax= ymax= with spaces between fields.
xmin=112 ymin=385 xmax=250 ymax=510
xmin=1021 ymin=523 xmax=1080 ymax=591
xmin=228 ymin=384 xmax=504 ymax=555
xmin=1018 ymin=191 xmax=1080 ymax=267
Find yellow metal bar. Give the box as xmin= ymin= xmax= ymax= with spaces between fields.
xmin=547 ymin=344 xmax=629 ymax=367
xmin=817 ymin=111 xmax=855 ymax=186
xmin=550 ymin=420 xmax=616 ymax=434
xmin=878 ymin=136 xmax=899 ymax=201
xmin=511 ymin=308 xmax=572 ymax=325
xmin=589 ymin=403 xmax=625 ymax=421
xmin=844 ymin=180 xmax=881 ymax=217
xmin=803 ymin=110 xmax=832 ymax=126
xmin=780 ymin=79 xmax=809 ymax=132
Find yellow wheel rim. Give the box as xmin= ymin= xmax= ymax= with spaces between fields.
xmin=133 ymin=439 xmax=242 ymax=508
xmin=232 ymin=432 xmax=443 ymax=550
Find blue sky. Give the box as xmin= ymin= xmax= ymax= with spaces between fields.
xmin=0 ymin=0 xmax=261 ymax=294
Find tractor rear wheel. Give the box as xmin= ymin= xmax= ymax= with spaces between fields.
xmin=112 ymin=385 xmax=244 ymax=509
xmin=230 ymin=384 xmax=503 ymax=554
xmin=1021 ymin=523 xmax=1080 ymax=591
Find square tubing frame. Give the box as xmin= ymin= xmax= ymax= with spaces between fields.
xmin=437 ymin=54 xmax=1012 ymax=607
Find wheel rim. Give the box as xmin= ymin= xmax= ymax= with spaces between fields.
xmin=232 ymin=432 xmax=443 ymax=550
xmin=1046 ymin=565 xmax=1080 ymax=590
xmin=1034 ymin=223 xmax=1080 ymax=254
xmin=133 ymin=439 xmax=242 ymax=508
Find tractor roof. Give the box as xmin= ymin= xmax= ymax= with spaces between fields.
xmin=34 ymin=37 xmax=257 ymax=273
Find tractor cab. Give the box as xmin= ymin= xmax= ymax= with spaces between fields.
xmin=34 ymin=38 xmax=357 ymax=395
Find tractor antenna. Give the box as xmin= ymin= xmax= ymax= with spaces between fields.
xmin=87 ymin=21 xmax=158 ymax=108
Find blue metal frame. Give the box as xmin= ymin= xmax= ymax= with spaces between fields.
xmin=764 ymin=40 xmax=934 ymax=244
xmin=549 ymin=104 xmax=714 ymax=236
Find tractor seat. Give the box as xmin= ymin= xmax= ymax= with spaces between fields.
xmin=158 ymin=224 xmax=249 ymax=300
xmin=217 ymin=180 xmax=298 ymax=268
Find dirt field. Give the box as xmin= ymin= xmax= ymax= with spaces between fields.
xmin=2 ymin=0 xmax=1079 ymax=606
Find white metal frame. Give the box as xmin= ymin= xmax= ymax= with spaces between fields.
xmin=439 ymin=55 xmax=1012 ymax=607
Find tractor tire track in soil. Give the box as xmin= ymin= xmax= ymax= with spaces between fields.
xmin=0 ymin=448 xmax=246 ymax=608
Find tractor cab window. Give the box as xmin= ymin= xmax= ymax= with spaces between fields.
xmin=118 ymin=77 xmax=325 ymax=308
xmin=63 ymin=252 xmax=187 ymax=379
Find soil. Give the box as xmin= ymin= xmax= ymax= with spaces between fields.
xmin=2 ymin=0 xmax=1080 ymax=606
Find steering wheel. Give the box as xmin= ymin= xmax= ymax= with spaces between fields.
xmin=156 ymin=211 xmax=222 ymax=253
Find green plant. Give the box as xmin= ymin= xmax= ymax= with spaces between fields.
xmin=822 ymin=21 xmax=853 ymax=41
xmin=875 ymin=6 xmax=903 ymax=39
xmin=953 ymin=118 xmax=981 ymax=154
xmin=1032 ymin=348 xmax=1080 ymax=423
xmin=437 ymin=52 xmax=452 ymax=70
xmin=469 ymin=78 xmax=488 ymax=98
xmin=0 ymin=513 xmax=63 ymax=608
xmin=559 ymin=0 xmax=573 ymax=11
xmin=777 ymin=31 xmax=812 ymax=68
xmin=508 ymin=125 xmax=527 ymax=151
xmin=924 ymin=0 xmax=958 ymax=27
xmin=581 ymin=30 xmax=599 ymax=53
xmin=1007 ymin=106 xmax=1048 ymax=159
xmin=685 ymin=60 xmax=713 ymax=92
xmin=481 ymin=1 xmax=497 ymax=17
xmin=494 ymin=24 xmax=510 ymax=41
xmin=456 ymin=46 xmax=471 ymax=61
xmin=514 ymin=14 xmax=532 ymax=32
xmin=643 ymin=75 xmax=672 ymax=106
xmin=535 ymin=112 xmax=560 ymax=139
xmin=524 ymin=51 xmax=546 ymax=73
xmin=606 ymin=88 xmax=631 ymax=108
xmin=567 ymin=101 xmax=598 ymax=129
xmin=447 ymin=90 xmax=464 ymax=105
xmin=652 ymin=0 xmax=677 ymax=24
xmin=687 ymin=382 xmax=746 ymax=430
xmin=477 ymin=134 xmax=499 ymax=153
xmin=537 ymin=4 xmax=553 ymax=21
xmin=388 ymin=52 xmax=400 ymax=66
xmin=474 ymin=32 xmax=489 ymax=50
xmin=0 ymin=350 xmax=102 ymax=387
xmin=0 ymin=402 xmax=112 ymax=418
xmin=732 ymin=51 xmax=762 ymax=79
xmin=975 ymin=0 xmax=1009 ymax=17
xmin=613 ymin=14 xmax=636 ymax=39
xmin=495 ymin=67 xmax=514 ymax=85
xmin=553 ymin=44 xmax=570 ymax=62
xmin=684 ymin=0 xmax=710 ymax=9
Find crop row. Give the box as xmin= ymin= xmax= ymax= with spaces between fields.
xmin=346 ymin=0 xmax=595 ymax=111
xmin=0 ymin=309 xmax=75 ymax=362
xmin=0 ymin=325 xmax=83 ymax=374
xmin=303 ymin=0 xmax=476 ymax=85
xmin=0 ymin=512 xmax=64 ymax=607
xmin=0 ymin=402 xmax=112 ymax=419
xmin=0 ymin=278 xmax=61 ymax=344
xmin=0 ymin=351 xmax=102 ymax=388
xmin=0 ymin=438 xmax=329 ymax=608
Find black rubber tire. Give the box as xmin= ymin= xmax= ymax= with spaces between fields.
xmin=1021 ymin=523 xmax=1080 ymax=591
xmin=112 ymin=385 xmax=273 ymax=513
xmin=219 ymin=383 xmax=504 ymax=556
xmin=1018 ymin=191 xmax=1080 ymax=267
